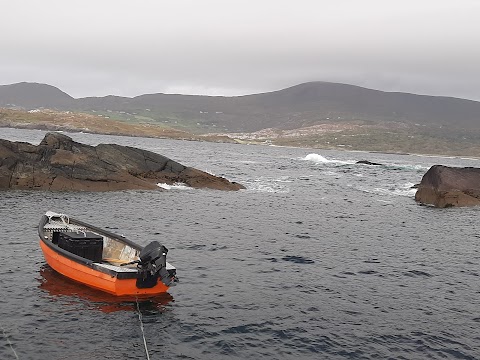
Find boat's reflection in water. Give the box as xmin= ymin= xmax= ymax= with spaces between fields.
xmin=38 ymin=265 xmax=174 ymax=313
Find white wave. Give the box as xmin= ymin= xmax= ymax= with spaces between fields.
xmin=248 ymin=184 xmax=290 ymax=193
xmin=302 ymin=154 xmax=432 ymax=171
xmin=272 ymin=176 xmax=293 ymax=183
xmin=202 ymin=169 xmax=217 ymax=176
xmin=303 ymin=153 xmax=329 ymax=162
xmin=157 ymin=182 xmax=191 ymax=190
xmin=384 ymin=163 xmax=430 ymax=171
xmin=357 ymin=182 xmax=417 ymax=197
xmin=373 ymin=187 xmax=417 ymax=197
xmin=244 ymin=176 xmax=291 ymax=193
xmin=397 ymin=182 xmax=418 ymax=196
xmin=302 ymin=153 xmax=355 ymax=165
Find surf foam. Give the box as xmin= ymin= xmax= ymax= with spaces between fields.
xmin=157 ymin=183 xmax=191 ymax=190
xmin=302 ymin=153 xmax=355 ymax=165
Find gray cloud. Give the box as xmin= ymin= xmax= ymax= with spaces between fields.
xmin=1 ymin=0 xmax=480 ymax=100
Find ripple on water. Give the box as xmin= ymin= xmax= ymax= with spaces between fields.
xmin=281 ymin=255 xmax=315 ymax=264
xmin=405 ymin=270 xmax=433 ymax=277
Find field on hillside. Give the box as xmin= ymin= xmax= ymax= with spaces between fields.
xmin=2 ymin=108 xmax=480 ymax=158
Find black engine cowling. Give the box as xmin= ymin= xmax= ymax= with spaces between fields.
xmin=136 ymin=241 xmax=172 ymax=288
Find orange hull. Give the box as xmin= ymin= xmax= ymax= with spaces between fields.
xmin=39 ymin=240 xmax=169 ymax=296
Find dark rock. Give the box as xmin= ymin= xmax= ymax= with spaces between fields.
xmin=356 ymin=160 xmax=382 ymax=166
xmin=415 ymin=165 xmax=480 ymax=207
xmin=0 ymin=132 xmax=245 ymax=191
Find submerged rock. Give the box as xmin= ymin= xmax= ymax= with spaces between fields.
xmin=0 ymin=132 xmax=245 ymax=191
xmin=356 ymin=160 xmax=383 ymax=166
xmin=415 ymin=165 xmax=480 ymax=207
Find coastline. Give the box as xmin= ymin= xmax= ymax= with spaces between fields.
xmin=2 ymin=124 xmax=480 ymax=161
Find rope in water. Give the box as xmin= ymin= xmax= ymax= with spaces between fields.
xmin=1 ymin=323 xmax=19 ymax=360
xmin=135 ymin=298 xmax=151 ymax=360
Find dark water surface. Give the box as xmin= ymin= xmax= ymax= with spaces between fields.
xmin=1 ymin=129 xmax=479 ymax=359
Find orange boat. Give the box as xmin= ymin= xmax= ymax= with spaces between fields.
xmin=38 ymin=211 xmax=177 ymax=296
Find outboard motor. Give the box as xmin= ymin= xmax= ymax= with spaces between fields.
xmin=136 ymin=241 xmax=173 ymax=288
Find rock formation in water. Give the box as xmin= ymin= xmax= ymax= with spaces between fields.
xmin=415 ymin=165 xmax=480 ymax=207
xmin=356 ymin=160 xmax=383 ymax=166
xmin=0 ymin=132 xmax=245 ymax=191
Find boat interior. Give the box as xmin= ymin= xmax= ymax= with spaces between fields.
xmin=42 ymin=212 xmax=142 ymax=272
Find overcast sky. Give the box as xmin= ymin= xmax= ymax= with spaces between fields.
xmin=2 ymin=0 xmax=480 ymax=100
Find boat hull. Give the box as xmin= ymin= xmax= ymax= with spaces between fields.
xmin=39 ymin=240 xmax=170 ymax=296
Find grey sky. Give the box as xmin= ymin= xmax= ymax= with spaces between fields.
xmin=2 ymin=0 xmax=480 ymax=100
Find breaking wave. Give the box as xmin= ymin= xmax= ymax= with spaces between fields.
xmin=243 ymin=176 xmax=291 ymax=193
xmin=302 ymin=153 xmax=355 ymax=165
xmin=303 ymin=153 xmax=430 ymax=172
xmin=157 ymin=182 xmax=191 ymax=190
xmin=358 ymin=182 xmax=417 ymax=197
xmin=382 ymin=163 xmax=430 ymax=171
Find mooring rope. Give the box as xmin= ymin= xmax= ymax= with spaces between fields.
xmin=0 ymin=323 xmax=19 ymax=360
xmin=135 ymin=297 xmax=151 ymax=360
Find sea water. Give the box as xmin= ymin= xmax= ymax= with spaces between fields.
xmin=0 ymin=128 xmax=479 ymax=359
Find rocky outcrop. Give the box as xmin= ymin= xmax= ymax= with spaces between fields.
xmin=0 ymin=132 xmax=245 ymax=191
xmin=356 ymin=160 xmax=382 ymax=166
xmin=415 ymin=165 xmax=480 ymax=207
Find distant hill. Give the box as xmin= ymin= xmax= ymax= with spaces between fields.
xmin=0 ymin=82 xmax=74 ymax=109
xmin=1 ymin=81 xmax=480 ymax=133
